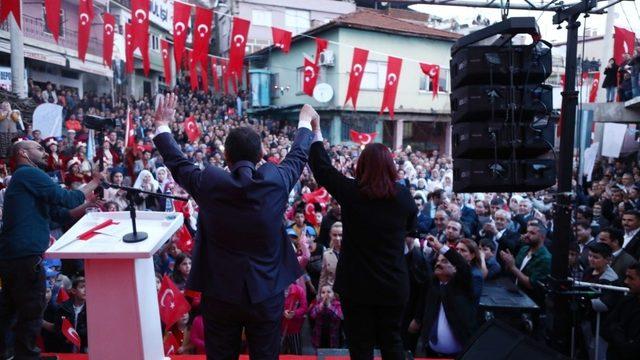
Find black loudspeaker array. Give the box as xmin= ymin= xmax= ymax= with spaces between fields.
xmin=450 ymin=18 xmax=556 ymax=193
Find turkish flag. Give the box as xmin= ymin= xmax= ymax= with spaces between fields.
xmin=305 ymin=203 xmax=318 ymax=226
xmin=303 ymin=57 xmax=319 ymax=97
xmin=175 ymin=225 xmax=193 ymax=254
xmin=161 ymin=39 xmax=172 ymax=86
xmin=45 ymin=0 xmax=61 ymax=42
xmin=56 ymin=287 xmax=70 ymax=304
xmin=344 ymin=48 xmax=369 ymax=109
xmin=173 ymin=0 xmax=192 ymax=70
xmin=221 ymin=59 xmax=230 ymax=94
xmin=125 ymin=107 xmax=135 ymax=149
xmin=183 ymin=116 xmax=201 ymax=142
xmin=125 ymin=23 xmax=134 ymax=74
xmin=77 ymin=0 xmax=94 ymax=62
xmin=188 ymin=51 xmax=199 ymax=91
xmin=272 ymin=27 xmax=292 ymax=53
xmin=199 ymin=56 xmax=209 ymax=93
xmin=102 ymin=13 xmax=116 ymax=67
xmin=419 ymin=62 xmax=440 ymax=99
xmin=0 ymin=0 xmax=21 ymax=29
xmin=193 ymin=6 xmax=213 ymax=63
xmin=163 ymin=333 xmax=179 ymax=355
xmin=380 ymin=56 xmax=402 ymax=119
xmin=158 ymin=275 xmax=191 ymax=328
xmin=61 ymin=317 xmax=82 ymax=348
xmin=131 ymin=0 xmax=150 ymax=76
xmin=211 ymin=57 xmax=220 ymax=92
xmin=302 ymin=187 xmax=330 ymax=204
xmin=589 ymin=72 xmax=600 ymax=103
xmin=315 ymin=38 xmax=328 ymax=64
xmin=349 ymin=129 xmax=377 ymax=146
xmin=228 ymin=17 xmax=250 ymax=85
xmin=613 ymin=26 xmax=636 ymax=65
xmin=173 ymin=199 xmax=190 ymax=219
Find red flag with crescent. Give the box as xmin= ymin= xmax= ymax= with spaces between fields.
xmin=613 ymin=26 xmax=636 ymax=65
xmin=303 ymin=57 xmax=319 ymax=97
xmin=380 ymin=56 xmax=402 ymax=120
xmin=211 ymin=57 xmax=220 ymax=92
xmin=0 ymin=0 xmax=21 ymax=29
xmin=125 ymin=23 xmax=134 ymax=74
xmin=193 ymin=6 xmax=213 ymax=63
xmin=61 ymin=317 xmax=81 ymax=348
xmin=349 ymin=129 xmax=377 ymax=146
xmin=315 ymin=38 xmax=328 ymax=64
xmin=221 ymin=59 xmax=229 ymax=94
xmin=125 ymin=107 xmax=135 ymax=149
xmin=161 ymin=39 xmax=172 ymax=86
xmin=228 ymin=17 xmax=250 ymax=84
xmin=200 ymin=56 xmax=209 ymax=93
xmin=131 ymin=0 xmax=150 ymax=76
xmin=56 ymin=287 xmax=70 ymax=304
xmin=102 ymin=13 xmax=115 ymax=67
xmin=184 ymin=115 xmax=201 ymax=142
xmin=345 ymin=48 xmax=369 ymax=109
xmin=188 ymin=51 xmax=199 ymax=91
xmin=45 ymin=0 xmax=61 ymax=42
xmin=173 ymin=0 xmax=192 ymax=70
xmin=589 ymin=72 xmax=600 ymax=103
xmin=77 ymin=0 xmax=94 ymax=62
xmin=302 ymin=187 xmax=330 ymax=204
xmin=419 ymin=62 xmax=440 ymax=99
xmin=163 ymin=333 xmax=179 ymax=355
xmin=272 ymin=27 xmax=292 ymax=53
xmin=176 ymin=225 xmax=193 ymax=254
xmin=158 ymin=275 xmax=191 ymax=328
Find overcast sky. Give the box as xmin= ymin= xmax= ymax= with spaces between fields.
xmin=410 ymin=0 xmax=640 ymax=43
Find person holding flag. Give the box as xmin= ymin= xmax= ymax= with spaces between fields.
xmin=152 ymin=94 xmax=316 ymax=359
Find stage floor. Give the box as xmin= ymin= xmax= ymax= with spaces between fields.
xmin=45 ymin=355 xmax=441 ymax=359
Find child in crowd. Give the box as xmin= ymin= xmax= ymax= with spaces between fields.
xmin=309 ymin=285 xmax=343 ymax=349
xmin=171 ymin=253 xmax=191 ymax=291
xmin=55 ymin=277 xmax=88 ymax=353
xmin=281 ymin=282 xmax=308 ymax=354
xmin=479 ymin=238 xmax=502 ymax=280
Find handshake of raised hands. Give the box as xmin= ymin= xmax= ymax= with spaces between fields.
xmin=299 ymin=104 xmax=322 ymax=142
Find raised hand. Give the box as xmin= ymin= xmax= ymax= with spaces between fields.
xmin=298 ymin=104 xmax=319 ymax=130
xmin=153 ymin=93 xmax=177 ymax=128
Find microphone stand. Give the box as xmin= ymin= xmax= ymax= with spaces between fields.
xmin=102 ymin=182 xmax=189 ymax=243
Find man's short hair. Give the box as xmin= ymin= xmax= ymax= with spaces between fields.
xmin=574 ymin=219 xmax=591 ymax=230
xmin=495 ymin=209 xmax=512 ymax=220
xmin=601 ymin=227 xmax=624 ymax=245
xmin=224 ymin=127 xmax=262 ymax=164
xmin=8 ymin=141 xmax=29 ymax=160
xmin=623 ymin=210 xmax=640 ymax=220
xmin=528 ymin=222 xmax=547 ymax=238
xmin=479 ymin=238 xmax=496 ymax=252
xmin=72 ymin=276 xmax=86 ymax=289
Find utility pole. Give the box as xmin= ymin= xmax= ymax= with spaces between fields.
xmin=9 ymin=3 xmax=26 ymax=99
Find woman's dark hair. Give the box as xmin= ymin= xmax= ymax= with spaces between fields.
xmin=460 ymin=238 xmax=481 ymax=268
xmin=355 ymin=143 xmax=397 ymax=200
xmin=224 ymin=127 xmax=262 ymax=164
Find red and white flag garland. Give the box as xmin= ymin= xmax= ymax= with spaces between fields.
xmin=125 ymin=22 xmax=134 ymax=74
xmin=419 ymin=62 xmax=440 ymax=99
xmin=589 ymin=72 xmax=600 ymax=103
xmin=161 ymin=39 xmax=172 ymax=86
xmin=303 ymin=56 xmax=319 ymax=97
xmin=228 ymin=17 xmax=250 ymax=86
xmin=44 ymin=0 xmax=61 ymax=42
xmin=211 ymin=57 xmax=220 ymax=92
xmin=131 ymin=0 xmax=150 ymax=76
xmin=349 ymin=129 xmax=377 ymax=146
xmin=380 ymin=56 xmax=402 ymax=120
xmin=102 ymin=13 xmax=115 ymax=67
xmin=77 ymin=0 xmax=94 ymax=62
xmin=173 ymin=0 xmax=192 ymax=70
xmin=272 ymin=27 xmax=292 ymax=53
xmin=0 ymin=0 xmax=21 ymax=29
xmin=344 ymin=47 xmax=369 ymax=109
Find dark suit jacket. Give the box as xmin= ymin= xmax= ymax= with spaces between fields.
xmin=416 ymin=248 xmax=477 ymax=346
xmin=624 ymin=232 xmax=640 ymax=261
xmin=611 ymin=250 xmax=637 ymax=279
xmin=309 ymin=142 xmax=417 ymax=306
xmin=153 ymin=128 xmax=314 ymax=304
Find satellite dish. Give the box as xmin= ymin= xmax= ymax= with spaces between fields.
xmin=313 ymin=83 xmax=334 ymax=103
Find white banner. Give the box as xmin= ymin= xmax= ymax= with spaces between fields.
xmin=601 ymin=123 xmax=628 ymax=158
xmin=33 ymin=103 xmax=63 ymax=138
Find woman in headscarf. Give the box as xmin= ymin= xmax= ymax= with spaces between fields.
xmin=132 ymin=169 xmax=161 ymax=211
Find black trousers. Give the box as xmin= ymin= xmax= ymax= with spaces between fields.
xmin=0 ymin=256 xmax=47 ymax=360
xmin=201 ymin=291 xmax=284 ymax=360
xmin=341 ymin=298 xmax=405 ymax=360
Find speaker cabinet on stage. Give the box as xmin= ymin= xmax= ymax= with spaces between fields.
xmin=459 ymin=320 xmax=567 ymax=360
xmin=450 ymin=18 xmax=555 ymax=193
xmin=451 ymin=42 xmax=552 ymax=88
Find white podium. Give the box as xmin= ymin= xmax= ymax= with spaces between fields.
xmin=46 ymin=211 xmax=183 ymax=360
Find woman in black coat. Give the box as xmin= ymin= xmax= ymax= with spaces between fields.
xmin=603 ymin=58 xmax=619 ymax=102
xmin=307 ymin=110 xmax=418 ymax=360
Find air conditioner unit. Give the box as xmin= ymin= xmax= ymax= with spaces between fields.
xmin=319 ymin=50 xmax=335 ymax=66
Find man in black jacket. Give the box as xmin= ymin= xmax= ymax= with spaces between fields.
xmin=55 ymin=277 xmax=88 ymax=353
xmin=412 ymin=238 xmax=477 ymax=358
xmin=401 ymin=232 xmax=431 ymax=354
xmin=602 ymin=262 xmax=640 ymax=360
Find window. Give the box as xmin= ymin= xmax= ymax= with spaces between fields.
xmin=360 ymin=61 xmax=387 ymax=91
xmin=252 ymin=10 xmax=272 ymax=27
xmin=296 ymin=66 xmax=304 ymax=93
xmin=43 ymin=8 xmax=64 ymax=38
xmin=150 ymin=35 xmax=160 ymax=52
xmin=285 ymin=9 xmax=310 ymax=35
xmin=419 ymin=68 xmax=449 ymax=93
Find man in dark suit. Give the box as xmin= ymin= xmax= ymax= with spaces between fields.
xmin=622 ymin=210 xmax=640 ymax=260
xmin=152 ymin=94 xmax=316 ymax=359
xmin=599 ymin=227 xmax=638 ymax=280
xmin=412 ymin=238 xmax=477 ymax=358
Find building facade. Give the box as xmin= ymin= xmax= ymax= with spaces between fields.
xmin=248 ymin=9 xmax=459 ymax=152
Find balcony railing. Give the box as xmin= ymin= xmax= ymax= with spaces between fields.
xmin=1 ymin=14 xmax=102 ymax=58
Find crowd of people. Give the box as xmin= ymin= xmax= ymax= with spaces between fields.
xmin=602 ymin=48 xmax=640 ymax=102
xmin=0 ymin=76 xmax=640 ymax=359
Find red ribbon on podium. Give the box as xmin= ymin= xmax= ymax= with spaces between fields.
xmin=77 ymin=219 xmax=119 ymax=240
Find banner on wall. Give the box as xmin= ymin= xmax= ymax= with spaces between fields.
xmin=0 ymin=66 xmax=28 ymax=92
xmin=33 ymin=103 xmax=63 ymax=138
